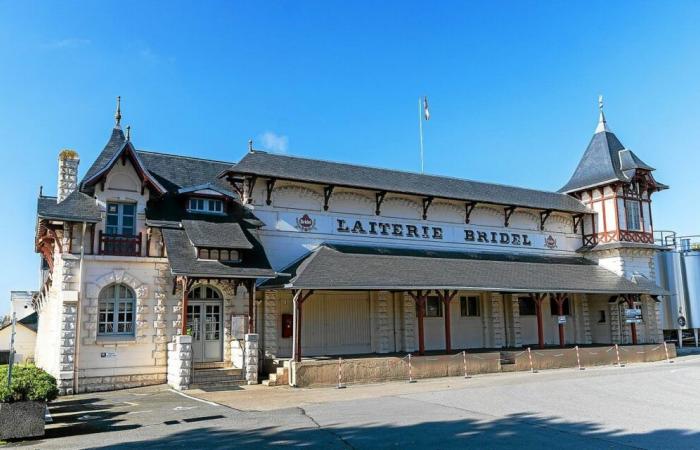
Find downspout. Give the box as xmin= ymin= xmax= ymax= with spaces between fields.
xmin=73 ymin=221 xmax=87 ymax=394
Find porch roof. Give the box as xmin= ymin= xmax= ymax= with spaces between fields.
xmin=260 ymin=244 xmax=667 ymax=295
xmin=161 ymin=227 xmax=275 ymax=279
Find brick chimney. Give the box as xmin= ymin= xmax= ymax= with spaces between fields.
xmin=57 ymin=149 xmax=80 ymax=203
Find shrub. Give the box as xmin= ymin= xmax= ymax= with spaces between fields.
xmin=0 ymin=365 xmax=59 ymax=403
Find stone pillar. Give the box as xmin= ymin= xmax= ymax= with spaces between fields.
xmin=374 ymin=291 xmax=392 ymax=353
xmin=58 ymin=300 xmax=78 ymax=395
xmin=579 ymin=294 xmax=593 ymax=344
xmin=244 ymin=334 xmax=259 ymax=385
xmin=152 ymin=264 xmax=169 ymax=367
xmin=402 ymin=293 xmax=416 ymax=352
xmin=510 ymin=295 xmax=522 ymax=348
xmin=167 ymin=335 xmax=192 ymax=391
xmin=642 ymin=295 xmax=661 ymax=344
xmin=609 ymin=303 xmax=622 ymax=344
xmin=490 ymin=293 xmax=506 ymax=348
xmin=57 ymin=149 xmax=79 ymax=203
xmin=263 ymin=291 xmax=279 ymax=358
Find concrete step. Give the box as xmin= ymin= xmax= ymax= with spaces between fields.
xmin=193 ymin=361 xmax=228 ymax=370
xmin=190 ymin=379 xmax=247 ymax=390
xmin=192 ymin=368 xmax=243 ymax=383
xmin=262 ymin=365 xmax=289 ymax=387
xmin=500 ymin=363 xmax=517 ymax=372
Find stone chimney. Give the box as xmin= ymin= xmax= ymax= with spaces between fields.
xmin=57 ymin=149 xmax=80 ymax=203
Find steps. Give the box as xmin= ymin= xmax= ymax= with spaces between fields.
xmin=189 ymin=365 xmax=245 ymax=390
xmin=262 ymin=359 xmax=290 ymax=387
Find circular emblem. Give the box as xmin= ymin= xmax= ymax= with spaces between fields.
xmin=678 ymin=316 xmax=687 ymax=327
xmin=544 ymin=235 xmax=558 ymax=249
xmin=296 ymin=214 xmax=316 ymax=232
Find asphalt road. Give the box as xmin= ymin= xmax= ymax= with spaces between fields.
xmin=8 ymin=354 xmax=700 ymax=449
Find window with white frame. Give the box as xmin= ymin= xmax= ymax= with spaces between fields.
xmin=188 ymin=197 xmax=223 ymax=214
xmin=106 ymin=202 xmax=136 ymax=236
xmin=625 ymin=200 xmax=642 ymax=231
xmin=460 ymin=296 xmax=480 ymax=317
xmin=98 ymin=283 xmax=135 ymax=336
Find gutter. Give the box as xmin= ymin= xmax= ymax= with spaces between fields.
xmin=73 ymin=221 xmax=87 ymax=394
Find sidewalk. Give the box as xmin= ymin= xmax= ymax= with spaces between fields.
xmin=187 ymin=354 xmax=696 ymax=412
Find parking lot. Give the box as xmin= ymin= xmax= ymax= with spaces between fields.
xmin=7 ymin=354 xmax=700 ymax=449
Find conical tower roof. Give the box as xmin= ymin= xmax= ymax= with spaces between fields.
xmin=559 ymin=98 xmax=659 ymax=193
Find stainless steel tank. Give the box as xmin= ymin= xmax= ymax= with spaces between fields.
xmin=656 ymin=250 xmax=689 ymax=330
xmin=683 ymin=250 xmax=700 ymax=328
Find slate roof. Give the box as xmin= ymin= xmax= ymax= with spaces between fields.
xmin=0 ymin=312 xmax=38 ymax=333
xmin=136 ymin=151 xmax=234 ymax=194
xmin=559 ymin=129 xmax=665 ymax=193
xmin=224 ymin=151 xmax=591 ymax=214
xmin=260 ymin=244 xmax=667 ymax=295
xmin=80 ymin=126 xmax=235 ymax=195
xmin=182 ymin=220 xmax=253 ymax=250
xmin=161 ymin=227 xmax=275 ymax=278
xmin=37 ymin=191 xmax=101 ymax=223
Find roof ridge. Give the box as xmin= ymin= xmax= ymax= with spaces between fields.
xmin=247 ymin=151 xmax=574 ymax=198
xmin=136 ymin=149 xmax=235 ymax=165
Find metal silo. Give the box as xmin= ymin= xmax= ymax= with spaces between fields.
xmin=656 ymin=249 xmax=689 ymax=331
xmin=683 ymin=250 xmax=700 ymax=329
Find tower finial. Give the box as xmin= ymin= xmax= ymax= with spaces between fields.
xmin=595 ymin=94 xmax=610 ymax=133
xmin=126 ymin=125 xmax=131 ymax=141
xmin=115 ymin=96 xmax=122 ymax=128
xmin=248 ymin=139 xmax=253 ymax=152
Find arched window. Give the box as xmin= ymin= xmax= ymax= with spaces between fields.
xmin=189 ymin=285 xmax=222 ymax=300
xmin=98 ymin=283 xmax=135 ymax=336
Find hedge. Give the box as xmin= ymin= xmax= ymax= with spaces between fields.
xmin=0 ymin=365 xmax=59 ymax=403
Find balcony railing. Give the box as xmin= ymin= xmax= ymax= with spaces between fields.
xmin=98 ymin=231 xmax=142 ymax=256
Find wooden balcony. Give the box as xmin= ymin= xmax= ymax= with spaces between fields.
xmin=98 ymin=231 xmax=142 ymax=256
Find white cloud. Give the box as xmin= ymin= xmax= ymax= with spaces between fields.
xmin=258 ymin=131 xmax=289 ymax=154
xmin=44 ymin=38 xmax=91 ymax=49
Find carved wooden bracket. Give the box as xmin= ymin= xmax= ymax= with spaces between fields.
xmin=323 ymin=186 xmax=334 ymax=211
xmin=422 ymin=197 xmax=434 ymax=220
xmin=375 ymin=191 xmax=386 ymax=215
xmin=504 ymin=206 xmax=516 ymax=227
xmin=540 ymin=210 xmax=552 ymax=231
xmin=246 ymin=176 xmax=257 ymax=204
xmin=573 ymin=214 xmax=583 ymax=234
xmin=465 ymin=201 xmax=476 ymax=224
xmin=265 ymin=178 xmax=276 ymax=206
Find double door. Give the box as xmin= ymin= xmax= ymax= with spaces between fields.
xmin=187 ymin=301 xmax=223 ymax=362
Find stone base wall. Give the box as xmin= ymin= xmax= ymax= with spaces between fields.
xmin=77 ymin=373 xmax=167 ymax=393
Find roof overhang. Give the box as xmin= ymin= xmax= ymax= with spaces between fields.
xmin=82 ymin=141 xmax=167 ymax=195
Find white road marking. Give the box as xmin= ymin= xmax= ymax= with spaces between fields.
xmin=168 ymin=388 xmax=221 ymax=407
xmin=126 ymin=410 xmax=153 ymax=415
xmin=174 ymin=406 xmax=197 ymax=411
xmin=123 ymin=401 xmax=139 ymax=406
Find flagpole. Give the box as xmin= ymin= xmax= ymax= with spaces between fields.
xmin=418 ymin=97 xmax=424 ymax=174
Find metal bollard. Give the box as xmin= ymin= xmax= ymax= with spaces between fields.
xmin=463 ymin=350 xmax=470 ymax=379
xmin=337 ymin=357 xmax=346 ymax=389
xmin=575 ymin=345 xmax=585 ymax=370
xmin=408 ymin=353 xmax=416 ymax=383
xmin=527 ymin=347 xmax=537 ymax=373
xmin=663 ymin=341 xmax=674 ymax=364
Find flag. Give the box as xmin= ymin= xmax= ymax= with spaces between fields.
xmin=423 ymin=96 xmax=430 ymax=121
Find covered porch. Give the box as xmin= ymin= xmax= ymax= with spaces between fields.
xmin=259 ymin=244 xmax=667 ymax=365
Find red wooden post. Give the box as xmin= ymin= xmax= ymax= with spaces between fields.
xmin=531 ymin=293 xmax=545 ymax=349
xmin=417 ymin=294 xmax=426 ymax=356
xmin=294 ymin=290 xmax=313 ymax=363
xmin=437 ymin=290 xmax=457 ymax=354
xmin=181 ymin=277 xmax=189 ymax=335
xmin=624 ymin=295 xmax=639 ymax=345
xmin=248 ymin=280 xmax=255 ymax=333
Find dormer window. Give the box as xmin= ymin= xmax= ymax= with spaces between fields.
xmin=197 ymin=248 xmax=240 ymax=263
xmin=188 ymin=197 xmax=223 ymax=214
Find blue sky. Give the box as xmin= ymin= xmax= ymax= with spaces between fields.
xmin=1 ymin=1 xmax=699 ymax=316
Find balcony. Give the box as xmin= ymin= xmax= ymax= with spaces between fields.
xmin=98 ymin=231 xmax=143 ymax=256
